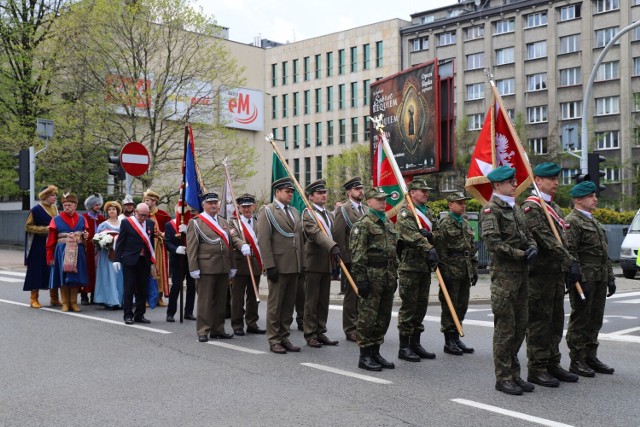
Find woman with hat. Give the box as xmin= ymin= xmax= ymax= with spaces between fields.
xmin=94 ymin=201 xmax=124 ymax=309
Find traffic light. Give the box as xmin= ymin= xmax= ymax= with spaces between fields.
xmin=587 ymin=152 xmax=606 ymax=195
xmin=108 ymin=152 xmax=125 ymax=180
xmin=14 ymin=149 xmax=30 ymax=190
xmin=573 ymin=172 xmax=591 ymax=184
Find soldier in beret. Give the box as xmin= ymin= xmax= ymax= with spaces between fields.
xmin=332 ymin=176 xmax=366 ymax=342
xmin=480 ymin=166 xmax=537 ymax=396
xmin=396 ymin=178 xmax=440 ymax=362
xmin=257 ymin=177 xmax=304 ymax=354
xmin=564 ymin=181 xmax=616 ymax=377
xmin=434 ymin=192 xmax=477 ymax=356
xmin=302 ymin=179 xmax=341 ymax=348
xmin=522 ymin=162 xmax=580 ymax=387
xmin=350 ymin=187 xmax=399 ymax=371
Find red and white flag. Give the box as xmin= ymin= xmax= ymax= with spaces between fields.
xmin=465 ymin=83 xmax=533 ymax=204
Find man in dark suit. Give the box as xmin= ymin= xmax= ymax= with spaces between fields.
xmin=113 ymin=203 xmax=155 ymax=325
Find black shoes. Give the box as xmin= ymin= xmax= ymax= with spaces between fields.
xmin=134 ymin=316 xmax=150 ymax=324
xmin=198 ymin=335 xmax=209 ymax=342
xmin=234 ymin=329 xmax=245 ymax=336
xmin=513 ymin=378 xmax=535 ymax=392
xmin=184 ymin=314 xmax=196 ymax=321
xmin=548 ymin=365 xmax=579 ymax=382
xmin=371 ymin=344 xmax=395 ymax=369
xmin=527 ymin=371 xmax=560 ymax=388
xmin=411 ymin=334 xmax=436 ymax=359
xmin=166 ymin=315 xmax=175 ymax=323
xmin=358 ymin=347 xmax=382 ymax=371
xmin=211 ymin=332 xmax=234 ymax=339
xmin=585 ymin=357 xmax=615 ymax=374
xmin=569 ymin=360 xmax=596 ymax=377
xmin=124 ymin=318 xmax=134 ymax=325
xmin=443 ymin=332 xmax=463 ymax=355
xmin=246 ymin=326 xmax=266 ymax=334
xmin=454 ymin=336 xmax=474 ymax=354
xmin=81 ymin=293 xmax=90 ymax=305
xmin=398 ymin=335 xmax=420 ymax=362
xmin=495 ymin=380 xmax=523 ymax=396
xmin=317 ymin=334 xmax=339 ymax=346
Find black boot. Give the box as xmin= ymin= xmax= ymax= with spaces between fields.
xmin=358 ymin=346 xmax=382 ymax=371
xmin=372 ymin=344 xmax=395 ymax=369
xmin=443 ymin=332 xmax=463 ymax=355
xmin=411 ymin=333 xmax=436 ymax=359
xmin=454 ymin=332 xmax=474 ymax=354
xmin=398 ymin=335 xmax=421 ymax=362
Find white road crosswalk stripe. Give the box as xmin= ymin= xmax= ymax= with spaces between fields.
xmin=301 ymin=363 xmax=393 ymax=384
xmin=452 ymin=399 xmax=574 ymax=427
xmin=206 ymin=341 xmax=265 ymax=354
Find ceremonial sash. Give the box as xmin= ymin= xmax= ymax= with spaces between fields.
xmin=415 ymin=209 xmax=432 ymax=231
xmin=127 ymin=217 xmax=156 ymax=263
xmin=240 ymin=217 xmax=263 ymax=271
xmin=196 ymin=214 xmax=230 ymax=249
xmin=525 ymin=196 xmax=565 ymax=229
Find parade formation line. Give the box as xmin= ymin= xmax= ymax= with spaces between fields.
xmin=451 ymin=399 xmax=574 ymax=427
xmin=301 ymin=362 xmax=393 ymax=385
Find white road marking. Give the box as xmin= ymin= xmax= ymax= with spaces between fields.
xmin=614 ymin=298 xmax=640 ymax=304
xmin=0 ymin=276 xmax=26 ymax=283
xmin=466 ymin=308 xmax=492 ymax=313
xmin=452 ymin=399 xmax=574 ymax=427
xmin=0 ymin=298 xmax=171 ymax=334
xmin=206 ymin=341 xmax=265 ymax=354
xmin=301 ymin=362 xmax=392 ymax=384
xmin=606 ymin=291 xmax=640 ymax=300
xmin=0 ymin=271 xmax=26 ymax=277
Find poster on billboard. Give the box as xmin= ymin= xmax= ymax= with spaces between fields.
xmin=370 ymin=60 xmax=440 ymax=176
xmin=220 ymin=87 xmax=264 ymax=132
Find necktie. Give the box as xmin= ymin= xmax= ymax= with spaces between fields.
xmin=284 ymin=205 xmax=294 ymax=226
xmin=358 ymin=205 xmax=364 ymax=216
xmin=247 ymin=218 xmax=251 ymax=225
xmin=321 ymin=209 xmax=331 ymax=229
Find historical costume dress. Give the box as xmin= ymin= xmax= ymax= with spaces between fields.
xmin=82 ymin=193 xmax=106 ymax=299
xmin=93 ymin=221 xmax=124 ymax=308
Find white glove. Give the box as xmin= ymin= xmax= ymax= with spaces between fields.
xmin=190 ymin=270 xmax=200 ymax=279
xmin=228 ymin=268 xmax=237 ymax=279
xmin=176 ymin=246 xmax=186 ymax=255
xmin=241 ymin=244 xmax=251 ymax=256
xmin=112 ymin=262 xmax=121 ymax=272
xmin=178 ymin=224 xmax=188 ymax=233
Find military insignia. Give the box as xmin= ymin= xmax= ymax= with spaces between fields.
xmin=401 ymin=211 xmax=407 ymax=217
xmin=524 ymin=206 xmax=531 ymax=213
xmin=483 ymin=208 xmax=491 ymax=214
xmin=353 ymin=227 xmax=359 ymax=235
xmin=564 ymin=223 xmax=571 ymax=229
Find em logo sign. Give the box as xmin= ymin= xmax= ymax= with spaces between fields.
xmin=222 ymin=88 xmax=264 ymax=131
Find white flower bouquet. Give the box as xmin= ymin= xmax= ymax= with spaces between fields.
xmin=92 ymin=232 xmax=115 ymax=250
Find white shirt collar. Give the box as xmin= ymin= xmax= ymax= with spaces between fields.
xmin=313 ymin=203 xmax=325 ymax=213
xmin=492 ymin=193 xmax=516 ymax=208
xmin=577 ymin=208 xmax=593 ymax=219
xmin=532 ymin=189 xmax=552 ymax=202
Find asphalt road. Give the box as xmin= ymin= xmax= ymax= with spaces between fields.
xmin=1 ymin=265 xmax=639 ymax=427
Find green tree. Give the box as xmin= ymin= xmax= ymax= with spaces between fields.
xmin=325 ymin=144 xmax=371 ymax=206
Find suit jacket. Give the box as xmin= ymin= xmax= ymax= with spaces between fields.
xmin=115 ymin=218 xmax=155 ymax=266
xmin=186 ymin=215 xmax=235 ymax=275
xmin=332 ymin=200 xmax=365 ymax=264
xmin=256 ymin=202 xmax=303 ymax=274
xmin=303 ymin=207 xmax=337 ymax=274
xmin=164 ymin=220 xmax=190 ymax=274
xmin=229 ymin=216 xmax=261 ymax=276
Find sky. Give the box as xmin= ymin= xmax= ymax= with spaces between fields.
xmin=195 ymin=0 xmax=458 ymax=45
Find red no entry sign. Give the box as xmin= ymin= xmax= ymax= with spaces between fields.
xmin=120 ymin=141 xmax=150 ymax=177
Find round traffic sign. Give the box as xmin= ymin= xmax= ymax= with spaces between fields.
xmin=120 ymin=141 xmax=150 ymax=177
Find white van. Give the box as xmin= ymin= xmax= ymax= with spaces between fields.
xmin=620 ymin=209 xmax=640 ymax=279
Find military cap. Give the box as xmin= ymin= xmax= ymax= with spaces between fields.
xmin=236 ymin=193 xmax=256 ymax=206
xmin=533 ymin=162 xmax=561 ymax=177
xmin=487 ymin=166 xmax=515 ymax=183
xmin=446 ymin=192 xmax=472 ymax=203
xmin=306 ymin=179 xmax=327 ymax=194
xmin=61 ymin=191 xmax=78 ymax=205
xmin=407 ymin=178 xmax=433 ymax=191
xmin=342 ymin=176 xmax=364 ymax=191
xmin=122 ymin=194 xmax=135 ymax=205
xmin=570 ymin=181 xmax=597 ymax=198
xmin=103 ymin=201 xmax=122 ymax=215
xmin=84 ymin=193 xmax=104 ymax=210
xmin=143 ymin=189 xmax=160 ymax=201
xmin=201 ymin=192 xmax=219 ymax=202
xmin=272 ymin=177 xmax=294 ymax=190
xmin=38 ymin=185 xmax=58 ymax=201
xmin=365 ymin=187 xmax=389 ymax=200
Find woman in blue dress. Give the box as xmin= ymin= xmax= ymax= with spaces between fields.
xmin=93 ymin=201 xmax=124 ymax=309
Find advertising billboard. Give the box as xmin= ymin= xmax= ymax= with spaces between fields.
xmin=220 ymin=87 xmax=264 ymax=132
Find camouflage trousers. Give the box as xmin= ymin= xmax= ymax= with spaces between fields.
xmin=566 ymin=279 xmax=607 ymax=361
xmin=357 ymin=272 xmax=397 ymax=348
xmin=490 ymin=267 xmax=528 ymax=382
xmin=439 ymin=274 xmax=471 ymax=333
xmin=526 ymin=270 xmax=565 ymax=372
xmin=397 ymin=271 xmax=431 ymax=336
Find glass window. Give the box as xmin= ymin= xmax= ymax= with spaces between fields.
xmin=283 ymin=127 xmax=289 ymax=150
xmin=339 ymin=119 xmax=346 ymax=144
xmin=304 ymin=90 xmax=310 ymax=115
xmin=327 ymin=121 xmax=334 ymax=145
xmin=595 ymin=96 xmax=620 ymax=115
xmin=303 ymin=57 xmax=310 ymax=81
xmin=527 ymin=41 xmax=547 ymax=59
xmin=350 ymin=46 xmax=357 ymax=72
xmin=282 ymin=94 xmax=288 ymax=118
xmin=438 ymin=31 xmax=456 ymax=46
xmin=496 ymin=78 xmax=515 ymax=95
xmin=292 ymin=92 xmax=299 ymax=116
xmin=561 ymin=168 xmax=580 ymax=185
xmin=315 ymin=54 xmax=321 ymax=79
xmin=467 ymin=113 xmax=484 ymax=130
xmin=363 ymin=44 xmax=370 ymax=70
xmin=271 ymin=63 xmax=277 ymax=87
xmin=465 ymin=25 xmax=484 ymax=40
xmin=326 ymin=52 xmax=333 ymax=77
xmin=527 ymin=106 xmax=548 ymax=123
xmin=350 ymin=82 xmax=358 ymax=108
xmin=376 ymin=41 xmax=383 ymax=67
xmin=363 ymin=80 xmax=370 ymax=106
xmin=315 ymin=122 xmax=322 ymax=146
xmin=271 ymin=128 xmax=278 ymax=140
xmin=326 ymin=86 xmax=333 ymax=111
xmin=316 ymin=156 xmax=322 ymax=179
xmin=292 ymin=59 xmax=298 ymax=83
xmin=528 ymin=138 xmax=548 ymax=155
xmin=363 ymin=116 xmax=370 ymax=141
xmin=338 ymin=84 xmax=345 ymax=110
xmin=466 ymin=83 xmax=485 ymax=100
xmin=315 ymin=88 xmax=321 ymax=113
xmin=494 ymin=18 xmax=515 ymax=35
xmin=351 ymin=117 xmax=358 ymax=142
xmin=466 ymin=52 xmax=484 ymax=70
xmin=595 ymin=0 xmax=619 ymax=13
xmin=559 ymin=34 xmax=580 ymax=54
xmin=560 ymin=4 xmax=580 ymax=21
xmin=338 ymin=49 xmax=345 ymax=74
xmin=604 ymin=167 xmax=620 ymax=183
xmin=560 ymin=101 xmax=582 ymax=119
xmin=281 ymin=61 xmax=288 ymax=85
xmin=294 ymin=159 xmax=299 ymax=181
xmin=293 ymin=125 xmax=299 ymax=149
xmin=527 ymin=73 xmax=547 ymax=91
xmin=596 ymin=27 xmax=618 ymax=48
xmin=304 ymin=157 xmax=311 ymax=185
xmin=596 ymin=131 xmax=620 ymax=149
xmin=559 ymin=67 xmax=581 ymax=86
xmin=596 ymin=61 xmax=619 ymax=80
xmin=271 ymin=96 xmax=277 ymax=119
xmin=304 ymin=124 xmax=310 ymax=148
xmin=634 ymin=93 xmax=640 ymax=111
xmin=496 ymin=47 xmax=515 ymax=65
xmin=526 ymin=12 xmax=547 ymax=28
xmin=634 ymin=58 xmax=640 ymax=76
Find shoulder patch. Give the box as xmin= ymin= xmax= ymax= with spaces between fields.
xmin=483 ymin=208 xmax=491 ymax=214
xmin=564 ymin=223 xmax=571 ymax=229
xmin=524 ymin=206 xmax=531 ymax=213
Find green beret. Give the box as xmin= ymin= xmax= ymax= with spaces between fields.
xmin=446 ymin=192 xmax=472 ymax=202
xmin=408 ymin=179 xmax=433 ymax=191
xmin=487 ymin=166 xmax=515 ymax=183
xmin=533 ymin=162 xmax=561 ymax=177
xmin=570 ymin=181 xmax=597 ymax=198
xmin=365 ymin=187 xmax=388 ymax=200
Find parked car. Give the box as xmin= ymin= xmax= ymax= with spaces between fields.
xmin=620 ymin=209 xmax=640 ymax=279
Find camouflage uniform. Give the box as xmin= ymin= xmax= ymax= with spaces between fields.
xmin=350 ymin=210 xmax=399 ymax=349
xmin=435 ymin=213 xmax=477 ymax=334
xmin=564 ymin=210 xmax=614 ymax=363
xmin=522 ymin=197 xmax=574 ymax=375
xmin=480 ymin=196 xmax=536 ymax=382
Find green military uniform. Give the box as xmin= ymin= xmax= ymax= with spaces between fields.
xmin=396 ymin=179 xmax=439 ymax=361
xmin=522 ymin=163 xmax=578 ymax=386
xmin=565 ymin=181 xmax=616 ymax=376
xmin=350 ymin=187 xmax=399 ymax=371
xmin=479 ymin=166 xmax=537 ymax=395
xmin=435 ymin=193 xmax=477 ymax=352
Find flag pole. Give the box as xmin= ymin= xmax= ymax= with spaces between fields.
xmin=223 ymin=160 xmax=260 ymax=303
xmin=371 ymin=116 xmax=464 ymax=337
xmin=177 ymin=125 xmax=189 ymax=323
xmin=488 ymin=82 xmax=585 ymax=301
xmin=265 ymin=133 xmax=359 ymax=296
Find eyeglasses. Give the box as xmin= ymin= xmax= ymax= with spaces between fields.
xmin=509 ymin=179 xmax=517 ymax=186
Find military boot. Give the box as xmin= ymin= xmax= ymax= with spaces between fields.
xmin=585 ymin=357 xmax=614 ymax=374
xmin=454 ymin=332 xmax=474 ymax=353
xmin=443 ymin=332 xmax=463 ymax=355
xmin=29 ymin=290 xmax=42 ymax=309
xmin=411 ymin=333 xmax=436 ymax=359
xmin=372 ymin=344 xmax=395 ymax=369
xmin=358 ymin=346 xmax=382 ymax=371
xmin=398 ymin=335 xmax=420 ymax=362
